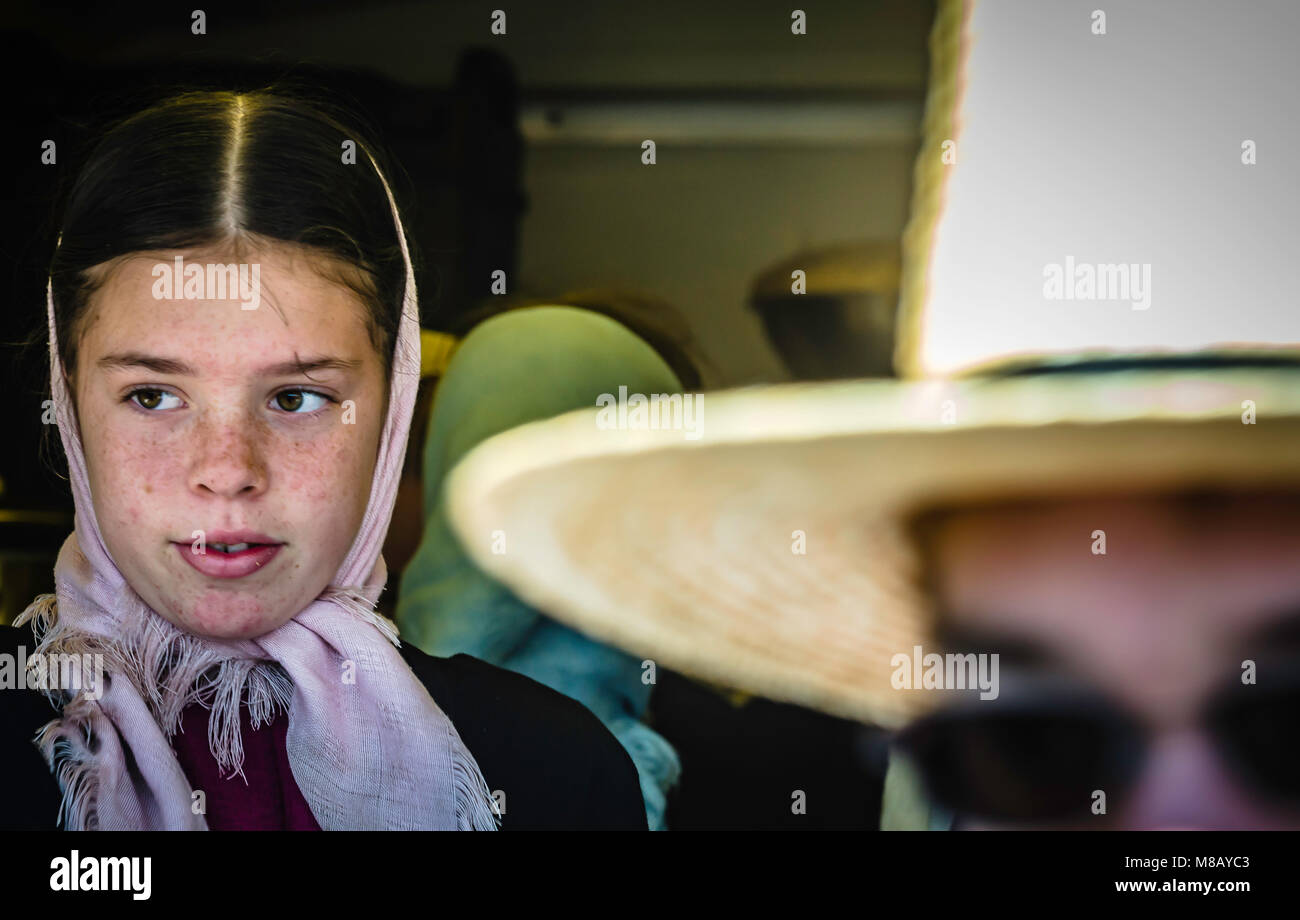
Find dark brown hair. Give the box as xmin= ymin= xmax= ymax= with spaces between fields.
xmin=47 ymin=88 xmax=413 ymax=385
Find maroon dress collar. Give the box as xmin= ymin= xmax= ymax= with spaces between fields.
xmin=170 ymin=700 xmax=321 ymax=831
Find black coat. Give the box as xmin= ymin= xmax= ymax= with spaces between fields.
xmin=0 ymin=622 xmax=647 ymax=830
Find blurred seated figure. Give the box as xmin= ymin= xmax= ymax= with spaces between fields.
xmin=394 ymin=305 xmax=689 ymax=829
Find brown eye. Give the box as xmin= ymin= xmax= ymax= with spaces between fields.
xmin=272 ymin=390 xmax=329 ymax=413
xmin=129 ymin=388 xmax=179 ymax=411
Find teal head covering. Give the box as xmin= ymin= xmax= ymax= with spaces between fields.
xmin=396 ymin=305 xmax=684 ymax=829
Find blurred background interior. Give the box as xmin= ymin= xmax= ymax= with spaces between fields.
xmin=3 ymin=0 xmax=935 ymax=828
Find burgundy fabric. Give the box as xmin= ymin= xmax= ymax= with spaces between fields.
xmin=170 ymin=702 xmax=321 ymax=831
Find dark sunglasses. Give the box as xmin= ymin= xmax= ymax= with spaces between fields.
xmin=892 ymin=658 xmax=1300 ymax=824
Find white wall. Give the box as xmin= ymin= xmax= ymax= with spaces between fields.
xmin=518 ymin=142 xmax=921 ymax=384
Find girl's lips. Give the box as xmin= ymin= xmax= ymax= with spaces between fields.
xmin=175 ymin=541 xmax=282 ymax=579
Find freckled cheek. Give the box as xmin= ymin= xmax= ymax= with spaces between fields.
xmin=279 ymin=427 xmax=377 ymax=518
xmin=85 ymin=429 xmax=179 ymax=529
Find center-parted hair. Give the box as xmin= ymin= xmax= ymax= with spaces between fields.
xmin=47 ymin=89 xmax=412 ymax=385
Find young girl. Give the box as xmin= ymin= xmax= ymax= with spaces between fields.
xmin=0 ymin=89 xmax=647 ymax=830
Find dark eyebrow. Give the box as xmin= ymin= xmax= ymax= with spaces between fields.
xmin=96 ymin=352 xmax=362 ymax=377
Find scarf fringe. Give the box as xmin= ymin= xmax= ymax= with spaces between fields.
xmin=32 ymin=707 xmax=100 ymax=831
xmin=16 ymin=586 xmax=497 ymax=829
xmin=16 ymin=592 xmax=295 ymax=780
xmin=451 ymin=726 xmax=504 ymax=830
xmin=321 ymin=584 xmax=401 ymax=646
xmin=191 ymin=659 xmax=295 ymax=779
xmin=14 ymin=591 xmax=58 ymax=639
xmin=17 ymin=595 xmax=99 ymax=830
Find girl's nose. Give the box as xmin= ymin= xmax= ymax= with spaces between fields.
xmin=188 ymin=417 xmax=269 ymax=499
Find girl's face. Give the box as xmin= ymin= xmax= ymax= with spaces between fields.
xmin=72 ymin=245 xmax=389 ymax=640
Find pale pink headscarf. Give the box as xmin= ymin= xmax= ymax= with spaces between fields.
xmin=16 ymin=150 xmax=501 ymax=830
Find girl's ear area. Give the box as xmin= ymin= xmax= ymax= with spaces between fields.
xmin=62 ymin=370 xmax=84 ymax=431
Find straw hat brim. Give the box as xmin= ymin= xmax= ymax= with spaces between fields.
xmin=444 ymin=366 xmax=1300 ymax=728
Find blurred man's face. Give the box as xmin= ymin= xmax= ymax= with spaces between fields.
xmin=921 ymin=491 xmax=1300 ymax=829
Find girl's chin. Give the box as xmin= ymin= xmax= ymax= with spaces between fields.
xmin=164 ymin=601 xmax=297 ymax=641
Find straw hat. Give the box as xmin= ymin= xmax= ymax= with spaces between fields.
xmin=442 ymin=0 xmax=1300 ymax=729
